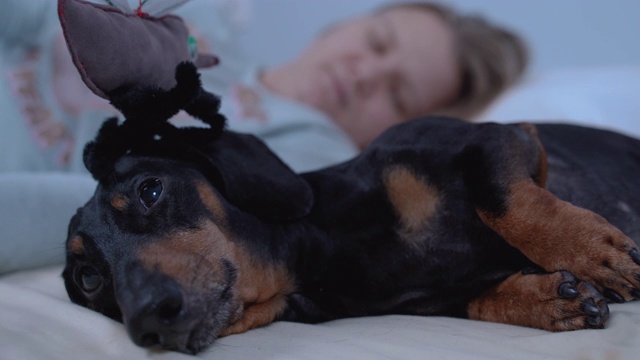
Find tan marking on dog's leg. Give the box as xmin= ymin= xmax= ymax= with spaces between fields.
xmin=384 ymin=166 xmax=440 ymax=233
xmin=219 ymin=293 xmax=289 ymax=336
xmin=468 ymin=271 xmax=608 ymax=331
xmin=110 ymin=194 xmax=129 ymax=212
xmin=478 ymin=180 xmax=640 ymax=300
xmin=518 ymin=123 xmax=547 ymax=187
xmin=68 ymin=235 xmax=84 ymax=254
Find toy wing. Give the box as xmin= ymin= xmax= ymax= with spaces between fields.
xmin=58 ymin=0 xmax=218 ymax=99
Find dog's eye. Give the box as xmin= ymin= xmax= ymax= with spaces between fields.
xmin=139 ymin=178 xmax=163 ymax=209
xmin=78 ymin=265 xmax=102 ymax=292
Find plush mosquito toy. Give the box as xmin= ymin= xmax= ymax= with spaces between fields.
xmin=57 ymin=0 xmax=227 ymax=181
xmin=58 ymin=0 xmax=219 ymax=98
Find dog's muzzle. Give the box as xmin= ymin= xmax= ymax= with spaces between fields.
xmin=116 ymin=265 xmax=198 ymax=352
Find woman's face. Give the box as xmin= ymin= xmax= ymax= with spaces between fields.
xmin=281 ymin=7 xmax=461 ymax=148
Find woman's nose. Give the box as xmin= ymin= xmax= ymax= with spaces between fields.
xmin=345 ymin=54 xmax=384 ymax=98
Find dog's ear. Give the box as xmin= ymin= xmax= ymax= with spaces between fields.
xmin=204 ymin=132 xmax=314 ymax=220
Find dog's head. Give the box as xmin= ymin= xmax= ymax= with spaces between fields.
xmin=62 ymin=64 xmax=312 ymax=354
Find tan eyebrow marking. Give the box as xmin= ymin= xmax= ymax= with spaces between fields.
xmin=68 ymin=235 xmax=85 ymax=254
xmin=111 ymin=194 xmax=130 ymax=212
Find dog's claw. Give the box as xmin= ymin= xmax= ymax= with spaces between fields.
xmin=630 ymin=288 xmax=640 ymax=299
xmin=603 ymin=289 xmax=625 ymax=303
xmin=558 ymin=282 xmax=579 ymax=298
xmin=581 ymin=300 xmax=601 ymax=315
xmin=586 ymin=315 xmax=602 ymax=326
xmin=630 ymin=249 xmax=640 ymax=265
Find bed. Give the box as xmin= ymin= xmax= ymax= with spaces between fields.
xmin=2 ymin=0 xmax=640 ymax=358
xmin=2 ymin=66 xmax=640 ymax=360
xmin=2 ymin=265 xmax=640 ymax=360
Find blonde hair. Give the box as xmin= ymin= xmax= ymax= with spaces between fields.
xmin=378 ymin=2 xmax=529 ymax=120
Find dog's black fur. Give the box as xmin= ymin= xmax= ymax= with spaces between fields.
xmin=63 ymin=63 xmax=640 ymax=354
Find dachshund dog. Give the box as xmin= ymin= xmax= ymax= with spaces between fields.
xmin=63 ymin=64 xmax=640 ymax=354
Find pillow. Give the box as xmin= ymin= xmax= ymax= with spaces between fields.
xmin=478 ymin=66 xmax=640 ymax=139
xmin=0 ymin=173 xmax=96 ymax=274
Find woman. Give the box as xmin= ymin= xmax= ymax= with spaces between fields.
xmin=191 ymin=1 xmax=528 ymax=170
xmin=259 ymin=2 xmax=528 ymax=149
xmin=1 ymin=0 xmax=527 ymax=173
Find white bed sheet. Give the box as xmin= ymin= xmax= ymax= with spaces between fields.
xmin=3 ymin=67 xmax=640 ymax=359
xmin=2 ymin=265 xmax=640 ymax=360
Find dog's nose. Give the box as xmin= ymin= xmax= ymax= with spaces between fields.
xmin=120 ymin=271 xmax=194 ymax=350
xmin=130 ymin=286 xmax=183 ymax=347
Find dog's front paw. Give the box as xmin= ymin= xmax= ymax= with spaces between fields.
xmin=477 ymin=181 xmax=640 ymax=303
xmin=522 ymin=203 xmax=640 ymax=303
xmin=468 ymin=270 xmax=609 ymax=331
xmin=551 ymin=271 xmax=609 ymax=330
xmin=570 ymin=224 xmax=640 ymax=303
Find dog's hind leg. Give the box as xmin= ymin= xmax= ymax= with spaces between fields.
xmin=467 ymin=270 xmax=608 ymax=331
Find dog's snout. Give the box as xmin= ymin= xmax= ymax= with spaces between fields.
xmin=129 ymin=288 xmax=186 ymax=348
xmin=119 ymin=269 xmax=195 ymax=351
xmin=155 ymin=289 xmax=183 ymax=321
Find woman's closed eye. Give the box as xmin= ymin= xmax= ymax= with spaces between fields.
xmin=368 ymin=15 xmax=396 ymax=56
xmin=367 ymin=29 xmax=387 ymax=55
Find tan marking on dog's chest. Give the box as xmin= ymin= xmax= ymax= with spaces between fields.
xmin=384 ymin=166 xmax=440 ymax=234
